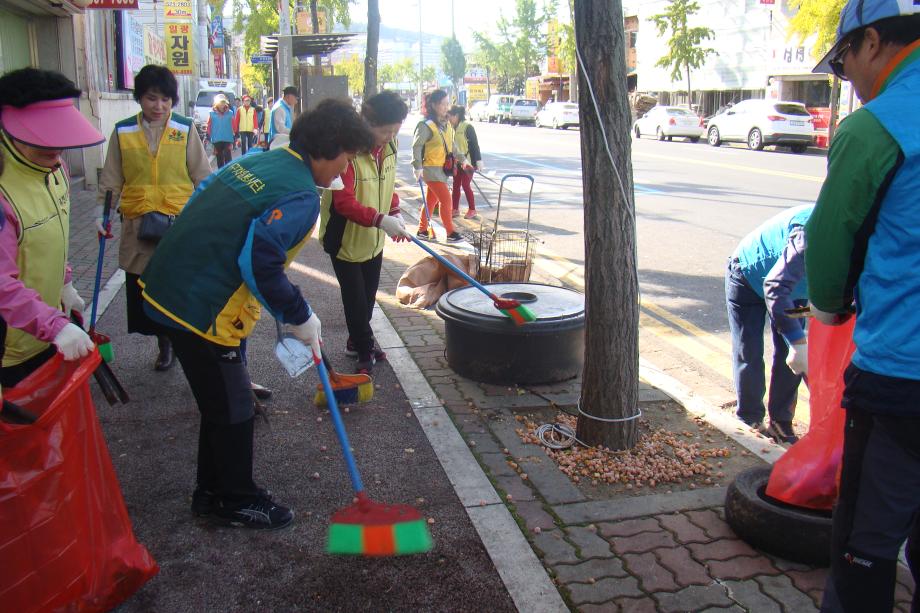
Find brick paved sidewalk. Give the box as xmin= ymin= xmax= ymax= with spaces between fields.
xmin=68 ymin=188 xmax=122 ymax=301
xmin=373 ymin=211 xmax=917 ymax=612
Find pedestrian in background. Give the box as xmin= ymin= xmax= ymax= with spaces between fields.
xmin=232 ymin=94 xmax=258 ymax=155
xmin=412 ymin=89 xmax=462 ymax=243
xmin=97 ymin=64 xmax=210 ymax=371
xmin=319 ymin=91 xmax=411 ymax=375
xmin=447 ymin=105 xmax=483 ymax=220
xmin=804 ymin=1 xmax=920 ymax=610
xmin=267 ymin=87 xmax=299 ymax=149
xmin=140 ymin=98 xmax=375 ymax=530
xmin=725 ymin=204 xmax=813 ymax=444
xmin=0 ymin=68 xmax=102 ymax=386
xmin=261 ymin=96 xmax=274 ymax=149
xmin=206 ymin=93 xmax=234 ymax=167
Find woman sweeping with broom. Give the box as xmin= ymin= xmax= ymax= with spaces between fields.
xmin=411 ymin=89 xmax=463 ymax=243
xmin=319 ymin=91 xmax=412 ymax=375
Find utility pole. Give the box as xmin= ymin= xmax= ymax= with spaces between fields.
xmin=418 ymin=2 xmax=424 ymax=106
xmin=279 ymin=0 xmax=293 ymax=97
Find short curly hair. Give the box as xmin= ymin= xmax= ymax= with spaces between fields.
xmin=290 ymin=98 xmax=375 ymax=160
xmin=362 ymin=90 xmax=408 ymax=126
xmin=133 ymin=65 xmax=179 ymax=106
xmin=0 ymin=68 xmax=81 ymax=108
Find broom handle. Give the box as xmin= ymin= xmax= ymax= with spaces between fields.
xmin=316 ymin=357 xmax=365 ymax=494
xmin=408 ymin=235 xmax=502 ymax=303
xmin=89 ymin=190 xmax=113 ymax=333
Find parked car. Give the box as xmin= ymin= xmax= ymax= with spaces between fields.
xmin=485 ymin=94 xmax=515 ymax=123
xmin=536 ymin=101 xmax=579 ymax=129
xmin=706 ymin=99 xmax=816 ymax=153
xmin=633 ymin=106 xmax=704 ymax=142
xmin=507 ymin=98 xmax=539 ymax=125
xmin=469 ymin=100 xmax=489 ymax=122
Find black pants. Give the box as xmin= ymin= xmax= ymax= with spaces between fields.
xmin=167 ymin=327 xmax=259 ymax=501
xmin=0 ymin=341 xmax=56 ymax=388
xmin=213 ymin=142 xmax=233 ymax=168
xmin=330 ymin=253 xmax=382 ymax=356
xmin=125 ymin=272 xmax=164 ymax=336
xmin=821 ymin=407 xmax=920 ymax=612
xmin=239 ymin=131 xmax=255 ymax=155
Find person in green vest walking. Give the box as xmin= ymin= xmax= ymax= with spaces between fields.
xmin=319 ymin=91 xmax=411 ymax=374
xmin=447 ymin=105 xmax=483 ymax=220
xmin=140 ymin=99 xmax=375 ymax=530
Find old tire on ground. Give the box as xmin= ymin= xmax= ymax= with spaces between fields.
xmin=724 ymin=466 xmax=833 ymax=566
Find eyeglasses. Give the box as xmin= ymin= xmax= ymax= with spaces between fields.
xmin=829 ymin=42 xmax=852 ymax=81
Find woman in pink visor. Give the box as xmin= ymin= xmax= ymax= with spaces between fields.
xmin=0 ymin=68 xmax=104 ymax=387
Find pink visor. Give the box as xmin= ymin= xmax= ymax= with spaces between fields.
xmin=1 ymin=98 xmax=104 ymax=150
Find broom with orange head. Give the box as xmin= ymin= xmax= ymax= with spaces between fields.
xmin=315 ymin=352 xmax=432 ymax=555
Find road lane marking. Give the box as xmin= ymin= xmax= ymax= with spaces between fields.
xmin=633 ymin=151 xmax=825 ymax=183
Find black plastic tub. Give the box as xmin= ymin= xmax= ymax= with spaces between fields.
xmin=435 ymin=283 xmax=585 ymax=384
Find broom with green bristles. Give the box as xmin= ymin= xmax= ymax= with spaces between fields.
xmin=316 ymin=353 xmax=432 ymax=556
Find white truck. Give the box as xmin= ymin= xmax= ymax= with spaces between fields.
xmin=190 ymin=78 xmax=241 ymax=134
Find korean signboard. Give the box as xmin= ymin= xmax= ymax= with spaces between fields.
xmin=116 ymin=10 xmax=145 ymax=89
xmin=82 ymin=0 xmax=140 ymax=8
xmin=165 ymin=22 xmax=194 ymax=76
xmin=144 ymin=28 xmax=166 ymax=66
xmin=163 ymin=0 xmax=193 ymax=21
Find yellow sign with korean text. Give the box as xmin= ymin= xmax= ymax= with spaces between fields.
xmin=165 ymin=22 xmax=194 ymax=75
xmin=163 ymin=0 xmax=193 ymax=21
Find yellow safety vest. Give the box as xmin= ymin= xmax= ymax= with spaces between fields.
xmin=422 ymin=120 xmax=454 ymax=167
xmin=0 ymin=134 xmax=70 ymax=367
xmin=237 ymin=106 xmax=256 ymax=132
xmin=116 ymin=113 xmax=194 ymax=219
xmin=454 ymin=120 xmax=470 ymax=156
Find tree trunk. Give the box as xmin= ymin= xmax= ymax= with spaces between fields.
xmin=827 ymin=76 xmax=841 ymax=146
xmin=310 ymin=0 xmax=321 ymax=72
xmin=686 ymin=63 xmax=692 ymax=110
xmin=573 ymin=0 xmax=639 ymax=451
xmin=364 ymin=0 xmax=380 ymax=97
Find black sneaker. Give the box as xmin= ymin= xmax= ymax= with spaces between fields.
xmin=446 ymin=231 xmax=464 ymax=243
xmin=416 ymin=230 xmax=434 ymax=242
xmin=764 ymin=421 xmax=799 ymax=445
xmin=345 ymin=337 xmax=386 ymax=361
xmin=192 ymin=486 xmax=272 ymax=517
xmin=212 ymin=494 xmax=293 ymax=530
xmin=356 ymin=352 xmax=376 ymax=375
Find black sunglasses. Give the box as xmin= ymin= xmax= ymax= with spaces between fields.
xmin=829 ymin=42 xmax=852 ymax=81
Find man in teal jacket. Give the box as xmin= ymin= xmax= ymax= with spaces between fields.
xmin=804 ymin=1 xmax=920 ymax=610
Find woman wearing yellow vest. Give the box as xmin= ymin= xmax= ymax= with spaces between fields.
xmin=319 ymin=91 xmax=411 ymax=374
xmin=411 ymin=89 xmax=462 ymax=243
xmin=97 ymin=65 xmax=211 ymax=371
xmin=0 ymin=68 xmax=102 ymax=387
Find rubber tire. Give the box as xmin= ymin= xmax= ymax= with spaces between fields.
xmin=553 ymin=118 xmax=560 ymax=130
xmin=724 ymin=466 xmax=833 ymax=566
xmin=748 ymin=128 xmax=765 ymax=151
xmin=689 ymin=137 xmax=700 ymax=143
xmin=634 ymin=126 xmax=641 ymax=139
xmin=657 ymin=127 xmax=665 ymax=141
xmin=791 ymin=144 xmax=807 ymax=154
xmin=708 ymin=126 xmax=721 ymax=146
xmin=535 ymin=117 xmax=542 ymax=128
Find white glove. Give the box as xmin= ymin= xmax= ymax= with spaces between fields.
xmin=290 ymin=313 xmax=322 ymax=359
xmin=476 ymin=160 xmax=484 ymax=171
xmin=413 ymin=167 xmax=423 ymax=182
xmin=93 ymin=205 xmax=113 ymax=238
xmin=808 ymin=301 xmax=852 ymax=326
xmin=786 ymin=342 xmax=808 ymax=376
xmin=60 ymin=282 xmax=85 ymax=316
xmin=379 ymin=215 xmax=411 ymax=239
xmin=53 ymin=323 xmax=95 ymax=361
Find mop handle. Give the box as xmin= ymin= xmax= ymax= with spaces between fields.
xmin=408 ymin=235 xmax=503 ymax=303
xmin=315 ymin=356 xmax=365 ymax=494
xmin=89 ymin=190 xmax=113 ymax=332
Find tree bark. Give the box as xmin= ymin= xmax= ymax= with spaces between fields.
xmin=364 ymin=0 xmax=380 ymax=97
xmin=574 ymin=0 xmax=639 ymax=451
xmin=686 ymin=63 xmax=692 ymax=110
xmin=827 ymin=76 xmax=841 ymax=146
xmin=310 ymin=0 xmax=321 ymax=73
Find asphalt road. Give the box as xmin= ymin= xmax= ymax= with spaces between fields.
xmin=394 ymin=114 xmax=827 ymax=404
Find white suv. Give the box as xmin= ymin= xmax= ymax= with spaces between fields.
xmin=706 ymin=99 xmax=816 ymax=153
xmin=507 ymin=98 xmax=539 ymax=125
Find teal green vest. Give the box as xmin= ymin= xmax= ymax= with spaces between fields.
xmin=141 ymin=147 xmax=316 ymax=345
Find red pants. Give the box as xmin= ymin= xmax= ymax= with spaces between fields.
xmin=452 ymin=166 xmax=475 ymax=213
xmin=418 ymin=180 xmax=455 ymax=235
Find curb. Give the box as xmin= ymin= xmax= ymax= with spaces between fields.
xmin=370 ymin=306 xmax=569 ymax=613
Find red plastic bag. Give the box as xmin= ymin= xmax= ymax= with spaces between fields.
xmin=0 ymin=351 xmax=157 ymax=612
xmin=765 ymin=318 xmax=856 ymax=510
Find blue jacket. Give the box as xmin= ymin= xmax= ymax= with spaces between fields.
xmin=852 ymin=58 xmax=920 ymax=381
xmin=208 ymin=109 xmax=234 ymax=143
xmin=733 ymin=204 xmax=814 ymax=300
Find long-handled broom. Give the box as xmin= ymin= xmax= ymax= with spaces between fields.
xmin=317 ymin=354 xmax=432 ymax=556
xmin=88 ymin=190 xmax=115 ymax=363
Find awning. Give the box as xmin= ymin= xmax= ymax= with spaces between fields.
xmin=260 ymin=33 xmax=361 ymax=58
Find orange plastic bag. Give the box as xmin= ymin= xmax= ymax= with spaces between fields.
xmin=765 ymin=318 xmax=856 ymax=510
xmin=0 ymin=351 xmax=157 ymax=612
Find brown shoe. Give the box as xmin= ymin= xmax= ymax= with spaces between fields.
xmin=154 ymin=335 xmax=175 ymax=371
